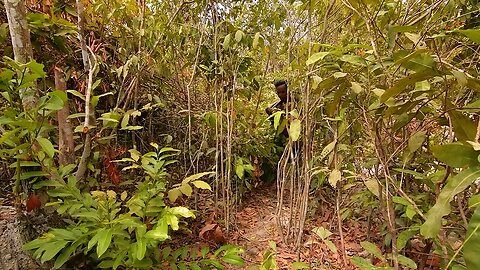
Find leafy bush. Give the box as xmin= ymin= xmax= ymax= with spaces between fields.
xmin=23 ymin=144 xmax=242 ymax=269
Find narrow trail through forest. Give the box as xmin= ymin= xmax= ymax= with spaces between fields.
xmin=232 ymin=182 xmax=352 ymax=270
xmin=231 ymin=182 xmax=440 ymax=270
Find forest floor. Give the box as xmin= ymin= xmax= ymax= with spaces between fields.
xmin=230 ymin=182 xmax=362 ymax=270
xmin=225 ymin=181 xmax=441 ymax=270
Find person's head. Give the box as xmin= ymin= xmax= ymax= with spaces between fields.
xmin=274 ymin=79 xmax=288 ymax=102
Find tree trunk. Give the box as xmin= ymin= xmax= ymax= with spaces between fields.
xmin=4 ymin=0 xmax=38 ymax=109
xmin=74 ymin=0 xmax=93 ymax=181
xmin=54 ymin=66 xmax=75 ymax=165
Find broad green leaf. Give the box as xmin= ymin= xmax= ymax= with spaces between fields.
xmin=292 ymin=262 xmax=309 ymax=269
xmin=397 ymin=228 xmax=419 ymax=250
xmin=340 ymin=55 xmax=366 ymax=66
xmin=41 ymin=240 xmax=68 ymax=263
xmin=24 ymin=61 xmax=46 ymax=77
xmin=328 ymin=169 xmax=341 ymax=187
xmin=407 ymin=131 xmax=426 ymax=154
xmin=235 ymin=30 xmax=244 ymax=42
xmin=306 ymin=52 xmax=330 ymax=65
xmin=222 ymin=254 xmax=245 ymax=266
xmin=289 ymin=119 xmax=301 ymax=141
xmin=360 ymin=241 xmax=385 ymax=262
xmin=464 ymin=207 xmax=480 ymax=270
xmin=319 ymin=140 xmax=336 ymax=161
xmin=431 ymin=143 xmax=479 ymax=168
xmin=454 ymin=29 xmax=480 ymax=44
xmin=129 ymin=149 xmax=141 ymax=162
xmin=136 ymin=237 xmax=146 ymax=260
xmin=145 ymin=219 xmax=169 ymax=241
xmin=36 ymin=137 xmax=55 ymax=158
xmin=414 ymin=80 xmax=430 ymax=91
xmin=312 ymin=226 xmax=332 ymax=240
xmin=398 ymin=254 xmax=417 ymax=269
xmin=364 ymin=179 xmax=380 ymax=197
xmin=168 ymin=188 xmax=182 ymax=202
xmin=235 ymin=163 xmax=244 ymax=179
xmin=170 ymin=207 xmax=195 ymax=218
xmin=96 ymin=228 xmax=113 ymax=257
xmin=324 ymin=239 xmax=337 ymax=253
xmin=380 ymin=70 xmax=436 ymax=102
xmin=53 ymin=244 xmax=76 ymax=269
xmin=223 ymin=34 xmax=231 ymax=50
xmin=192 ymin=180 xmax=212 ymax=191
xmin=452 ymin=70 xmax=468 ymax=86
xmin=179 ymin=183 xmax=193 ymax=197
xmin=421 ymin=167 xmax=480 ymax=238
xmin=469 ymin=194 xmax=480 ymax=208
xmin=448 ymin=111 xmax=477 ymax=141
xmin=351 ymin=82 xmax=363 ymax=93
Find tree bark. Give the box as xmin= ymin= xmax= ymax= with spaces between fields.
xmin=74 ymin=0 xmax=93 ymax=181
xmin=4 ymin=0 xmax=38 ymax=109
xmin=54 ymin=66 xmax=75 ymax=165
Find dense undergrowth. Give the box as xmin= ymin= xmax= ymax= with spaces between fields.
xmin=2 ymin=0 xmax=480 ymax=269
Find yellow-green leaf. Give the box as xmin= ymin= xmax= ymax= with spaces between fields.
xmin=36 ymin=137 xmax=55 ymax=158
xmin=289 ymin=119 xmax=301 ymax=141
xmin=192 ymin=180 xmax=212 ymax=191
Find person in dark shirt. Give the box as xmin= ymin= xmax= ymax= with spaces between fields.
xmin=265 ymin=79 xmax=288 ymax=116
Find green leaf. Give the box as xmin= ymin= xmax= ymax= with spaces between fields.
xmin=340 ymin=54 xmax=366 ymax=66
xmin=66 ymin=90 xmax=85 ymax=100
xmin=235 ymin=30 xmax=244 ymax=43
xmin=449 ymin=111 xmax=477 ymax=141
xmin=351 ymin=256 xmax=394 ymax=270
xmin=312 ymin=226 xmax=332 ymax=240
xmin=431 ymin=143 xmax=479 ymax=168
xmin=360 ymin=241 xmax=385 ymax=262
xmin=328 ymin=169 xmax=341 ymax=187
xmin=289 ymin=119 xmax=301 ymax=141
xmin=136 ymin=237 xmax=147 ymax=260
xmin=24 ymin=61 xmax=46 ymax=77
xmin=397 ymin=254 xmax=417 ymax=269
xmin=145 ymin=219 xmax=169 ymax=241
xmin=397 ymin=228 xmax=419 ymax=250
xmin=364 ymin=179 xmax=380 ymax=197
xmin=129 ymin=149 xmax=141 ymax=162
xmin=183 ymin=171 xmax=214 ymax=183
xmin=469 ymin=195 xmax=480 ymax=208
xmin=421 ymin=167 xmax=480 ymax=238
xmin=407 ymin=131 xmax=426 ymax=154
xmin=96 ymin=228 xmax=113 ymax=257
xmin=292 ymin=262 xmax=309 ymax=269
xmin=306 ymin=52 xmax=330 ymax=65
xmin=41 ymin=240 xmax=68 ymax=263
xmin=324 ymin=239 xmax=337 ymax=253
xmin=53 ymin=244 xmax=76 ymax=269
xmin=192 ymin=180 xmax=212 ymax=191
xmin=273 ymin=111 xmax=283 ymax=130
xmin=464 ymin=207 xmax=480 ymax=270
xmin=253 ymin=32 xmax=261 ymax=49
xmin=453 ymin=29 xmax=480 ymax=44
xmin=223 ymin=34 xmax=231 ymax=50
xmin=179 ymin=183 xmax=193 ymax=197
xmin=170 ymin=207 xmax=195 ymax=218
xmin=92 ymin=79 xmax=102 ymax=90
xmin=351 ymin=82 xmax=363 ymax=93
xmin=36 ymin=137 xmax=55 ymax=158
xmin=222 ymin=254 xmax=245 ymax=266
xmin=168 ymin=188 xmax=182 ymax=202
xmin=380 ymin=70 xmax=436 ymax=102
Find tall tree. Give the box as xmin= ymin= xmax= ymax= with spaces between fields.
xmin=4 ymin=0 xmax=37 ymax=109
